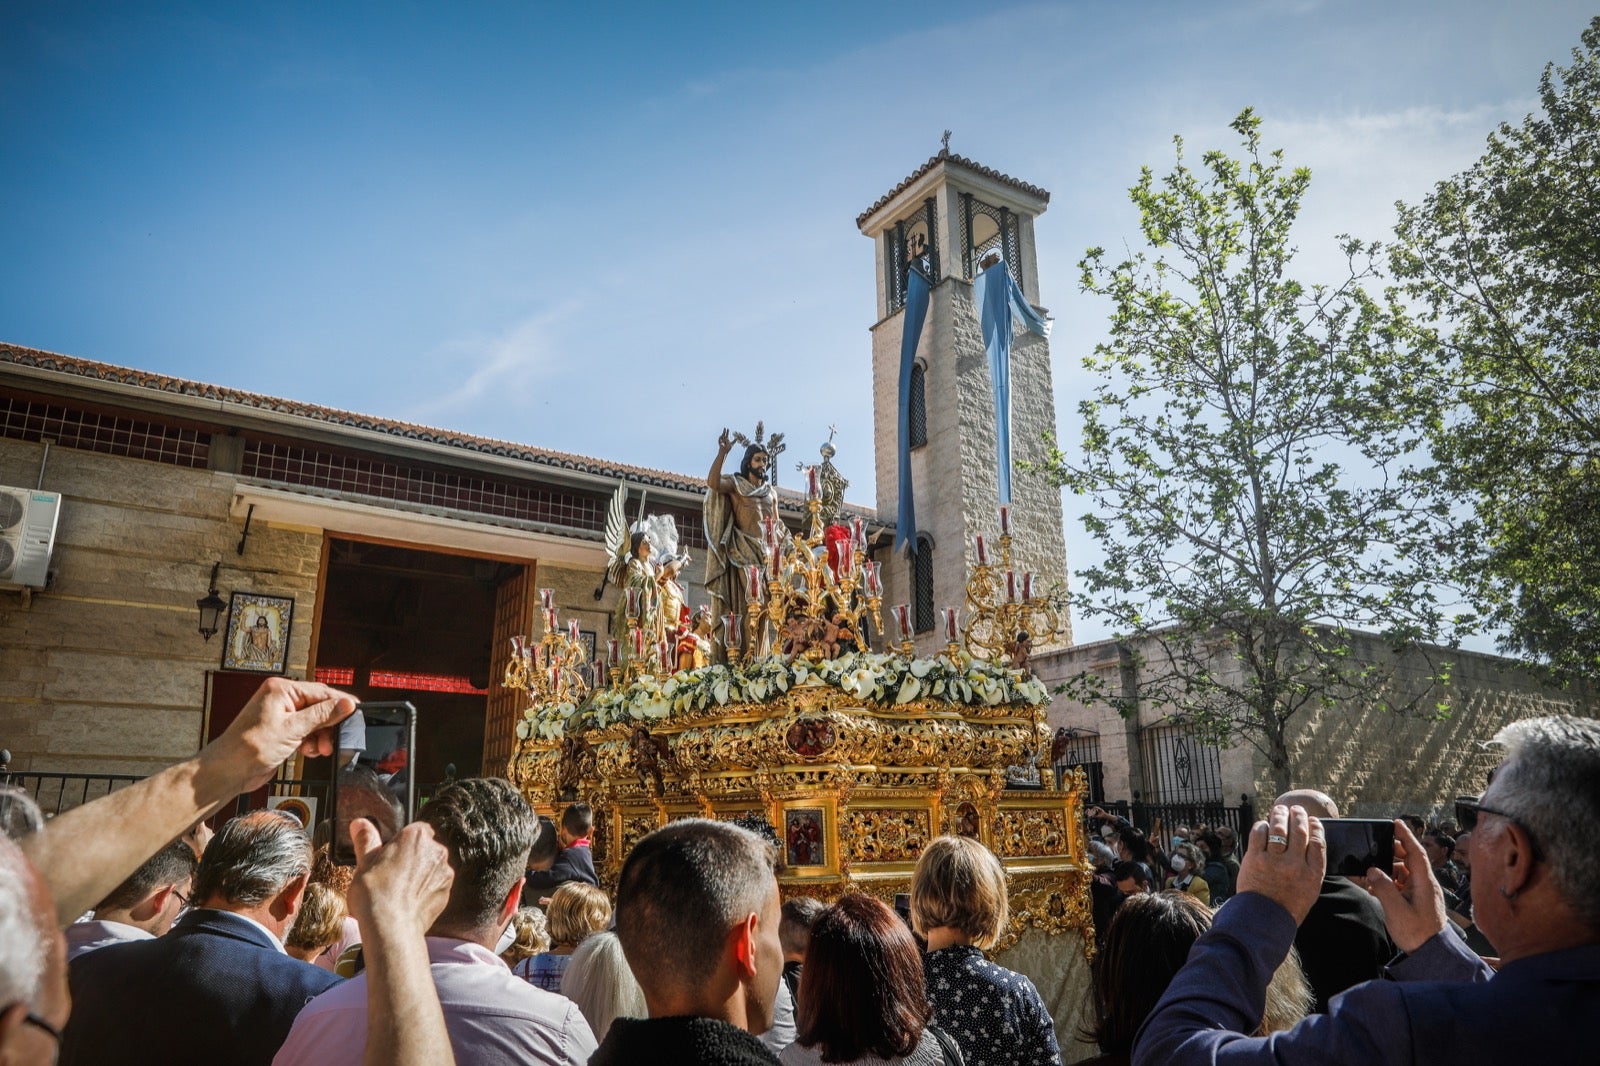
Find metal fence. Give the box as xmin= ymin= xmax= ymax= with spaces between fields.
xmin=0 ymin=770 xmax=146 ymax=816
xmin=1095 ymin=795 xmax=1255 ymax=838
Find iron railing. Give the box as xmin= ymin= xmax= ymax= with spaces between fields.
xmin=0 ymin=770 xmax=146 ymax=816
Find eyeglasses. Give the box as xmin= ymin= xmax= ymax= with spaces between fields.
xmin=1458 ymin=798 xmax=1542 ymax=861
xmin=173 ymin=888 xmax=190 ymax=907
xmin=24 ymin=1011 xmax=62 ymax=1043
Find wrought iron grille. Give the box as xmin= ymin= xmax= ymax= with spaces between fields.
xmin=908 ymin=364 xmax=927 ymax=448
xmin=1139 ymin=721 xmax=1224 ymax=804
xmin=1051 ymin=729 xmax=1105 ymax=802
xmin=958 ymin=192 xmax=1022 ymax=286
xmin=883 ymin=197 xmax=940 ymax=314
xmin=913 ymin=535 xmax=935 ymax=633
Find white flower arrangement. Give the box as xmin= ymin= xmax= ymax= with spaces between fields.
xmin=520 ymin=651 xmax=1048 ymax=741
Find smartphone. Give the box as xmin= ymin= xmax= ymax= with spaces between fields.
xmin=327 ymin=701 xmax=417 ymax=866
xmin=1321 ymin=818 xmax=1394 ymax=878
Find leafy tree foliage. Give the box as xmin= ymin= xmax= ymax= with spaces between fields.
xmin=1392 ymin=17 xmax=1600 ymax=684
xmin=1035 ymin=110 xmax=1453 ymax=794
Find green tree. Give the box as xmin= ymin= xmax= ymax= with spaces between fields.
xmin=1392 ymin=17 xmax=1600 ymax=684
xmin=1034 ymin=110 xmax=1454 ymax=795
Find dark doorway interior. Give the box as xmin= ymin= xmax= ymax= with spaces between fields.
xmin=315 ymin=538 xmax=519 ymax=784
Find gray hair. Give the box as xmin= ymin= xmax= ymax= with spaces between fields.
xmin=1488 ymin=715 xmax=1600 ymax=929
xmin=0 ymin=787 xmax=45 ymax=841
xmin=192 ymin=810 xmax=313 ymax=906
xmin=562 ymin=931 xmax=646 ymax=1043
xmin=0 ymin=838 xmax=46 ymax=1008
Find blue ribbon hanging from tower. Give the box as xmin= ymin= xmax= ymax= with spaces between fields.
xmin=974 ymin=254 xmax=1051 ymax=504
xmin=895 ymin=258 xmax=933 ymax=556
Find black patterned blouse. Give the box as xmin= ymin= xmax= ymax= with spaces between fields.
xmin=922 ymin=945 xmax=1062 ymax=1066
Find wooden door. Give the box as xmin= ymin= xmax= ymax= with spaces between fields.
xmin=483 ymin=562 xmax=536 ymax=776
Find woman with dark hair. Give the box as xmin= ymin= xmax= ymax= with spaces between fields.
xmin=782 ymin=893 xmax=954 ymax=1066
xmin=1080 ymin=891 xmax=1312 ymax=1066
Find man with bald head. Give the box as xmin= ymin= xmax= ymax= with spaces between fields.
xmin=1274 ymin=788 xmax=1396 ymax=1012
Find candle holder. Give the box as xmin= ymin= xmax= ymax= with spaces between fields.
xmin=502 ymin=605 xmax=593 ymax=711
xmin=962 ymin=526 xmax=1063 ymax=665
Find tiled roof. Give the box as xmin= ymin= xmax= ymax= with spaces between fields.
xmin=857 ymin=150 xmax=1050 ymax=229
xmin=0 ymin=342 xmax=883 ymax=521
xmin=0 ymin=342 xmax=711 ymax=492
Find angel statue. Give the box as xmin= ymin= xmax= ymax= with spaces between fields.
xmin=705 ymin=425 xmax=782 ymax=660
xmin=602 ymin=483 xmax=658 ymax=662
xmin=643 ymin=514 xmax=693 ymax=656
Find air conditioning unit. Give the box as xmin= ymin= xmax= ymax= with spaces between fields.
xmin=0 ymin=487 xmax=61 ymax=589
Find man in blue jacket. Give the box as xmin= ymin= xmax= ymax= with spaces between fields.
xmin=1135 ymin=715 xmax=1600 ymax=1065
xmin=61 ymin=810 xmax=340 ymax=1066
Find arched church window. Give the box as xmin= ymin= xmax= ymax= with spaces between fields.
xmin=913 ymin=535 xmax=935 ymax=634
xmin=909 ymin=364 xmax=927 ymax=449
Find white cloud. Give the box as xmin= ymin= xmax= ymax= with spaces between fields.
xmin=412 ymin=299 xmax=585 ymax=419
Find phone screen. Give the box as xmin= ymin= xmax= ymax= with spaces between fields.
xmin=327 ymin=701 xmax=417 ymax=866
xmin=1321 ymin=818 xmax=1394 ymax=878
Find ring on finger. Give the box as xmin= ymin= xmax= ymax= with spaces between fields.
xmin=1267 ymin=834 xmax=1289 ymax=848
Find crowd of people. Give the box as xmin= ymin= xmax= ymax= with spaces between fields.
xmin=1 ymin=676 xmax=1595 ymax=1065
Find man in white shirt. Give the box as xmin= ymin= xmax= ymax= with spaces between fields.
xmin=65 ymin=840 xmax=196 ymax=961
xmin=274 ymin=777 xmax=596 ymax=1066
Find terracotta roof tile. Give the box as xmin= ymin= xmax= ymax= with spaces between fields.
xmin=857 ymin=150 xmax=1050 ymax=229
xmin=0 ymin=342 xmax=883 ymax=521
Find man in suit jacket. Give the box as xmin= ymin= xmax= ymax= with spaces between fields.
xmin=1276 ymin=789 xmax=1397 ymax=1012
xmin=61 ymin=810 xmax=340 ymax=1066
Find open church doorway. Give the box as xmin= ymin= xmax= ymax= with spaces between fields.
xmin=309 ymin=536 xmax=531 ymax=786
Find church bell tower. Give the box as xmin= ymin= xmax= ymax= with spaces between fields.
xmin=858 ymin=147 xmax=1071 ymax=654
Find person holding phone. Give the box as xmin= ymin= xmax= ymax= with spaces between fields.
xmin=1132 ymin=715 xmax=1600 ymax=1066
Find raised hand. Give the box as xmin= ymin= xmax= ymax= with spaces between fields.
xmin=1365 ymin=818 xmax=1448 ymax=953
xmin=199 ymin=677 xmax=357 ymax=793
xmin=1235 ymin=804 xmax=1326 ymax=925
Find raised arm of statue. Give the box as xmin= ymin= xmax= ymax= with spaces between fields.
xmin=708 ymin=427 xmax=735 ymax=492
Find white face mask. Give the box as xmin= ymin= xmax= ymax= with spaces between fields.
xmin=1171 ymin=855 xmax=1188 ymax=874
xmin=494 ymin=922 xmax=517 ymax=956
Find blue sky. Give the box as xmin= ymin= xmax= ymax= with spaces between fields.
xmin=2 ymin=1 xmax=1592 ymax=644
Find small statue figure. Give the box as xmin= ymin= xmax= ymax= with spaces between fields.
xmin=628 ymin=723 xmax=675 ymax=798
xmin=781 ymin=612 xmax=813 ymax=660
xmin=1007 ymin=630 xmax=1033 ymax=673
xmin=557 ymin=733 xmax=596 ymax=801
xmin=677 ymin=606 xmax=714 ymax=672
xmin=656 ymin=548 xmax=692 ymax=654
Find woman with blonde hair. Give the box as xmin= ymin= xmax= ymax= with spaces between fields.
xmin=1165 ymin=842 xmax=1211 ymax=905
xmin=514 ymin=881 xmax=611 ymax=994
xmin=911 ymin=835 xmax=1060 ymax=1065
xmin=499 ymin=906 xmax=550 ymax=968
xmin=284 ymin=882 xmax=348 ymax=964
xmin=561 ymin=931 xmax=646 ymax=1043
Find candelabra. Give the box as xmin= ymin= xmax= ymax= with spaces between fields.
xmin=735 ymin=476 xmax=885 ymax=662
xmin=503 ymin=590 xmax=592 ymax=709
xmin=962 ymin=509 xmax=1063 ymax=665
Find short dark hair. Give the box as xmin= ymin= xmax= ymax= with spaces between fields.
xmin=562 ymin=802 xmax=594 ymax=839
xmin=1112 ymin=860 xmax=1149 ymax=888
xmin=529 ymin=815 xmax=560 ymax=868
xmin=193 ymin=811 xmax=312 ymax=906
xmin=1198 ymin=831 xmax=1223 ymax=860
xmin=795 ymin=894 xmax=929 ymax=1061
xmin=780 ymin=895 xmax=826 ymax=956
xmin=95 ymin=840 xmax=198 ymax=913
xmin=615 ymin=819 xmax=779 ymax=993
xmin=1084 ymin=891 xmax=1212 ymax=1056
xmin=1425 ymin=832 xmax=1456 ymax=857
xmin=419 ymin=778 xmax=538 ymax=932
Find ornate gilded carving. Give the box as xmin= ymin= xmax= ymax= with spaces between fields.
xmin=992 ymin=808 xmax=1068 ymax=858
xmin=844 ymin=808 xmax=931 ymax=864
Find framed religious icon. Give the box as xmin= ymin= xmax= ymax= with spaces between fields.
xmin=221 ymin=592 xmax=294 ymax=674
xmin=783 ymin=805 xmax=829 ymax=872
